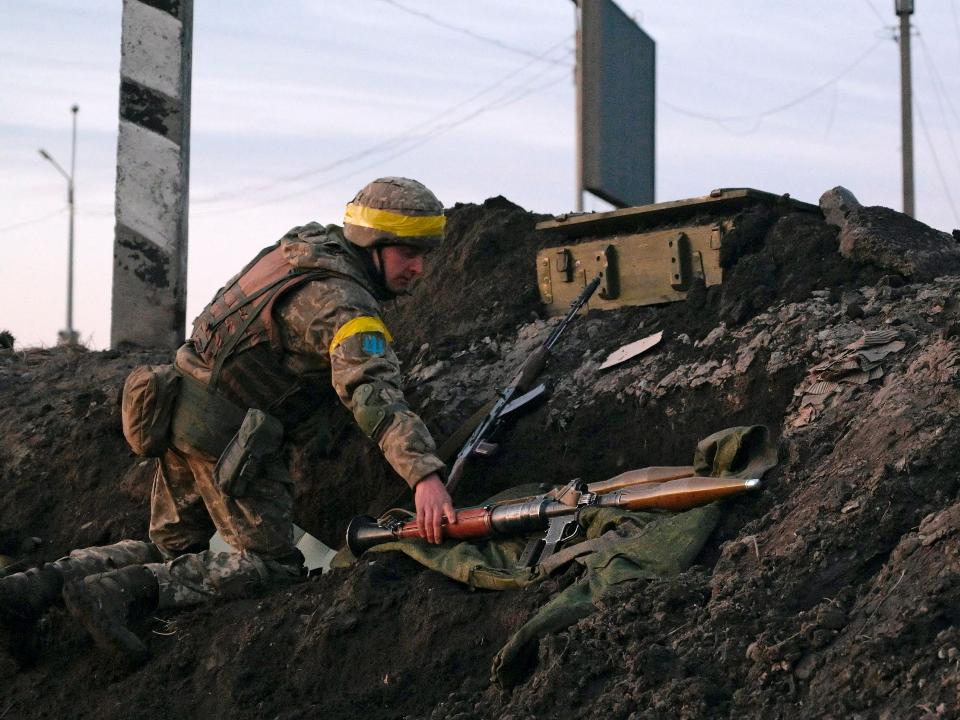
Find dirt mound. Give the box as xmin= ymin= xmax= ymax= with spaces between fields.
xmin=386 ymin=195 xmax=552 ymax=359
xmin=3 ymin=198 xmax=960 ymax=719
xmin=0 ymin=345 xmax=169 ymax=562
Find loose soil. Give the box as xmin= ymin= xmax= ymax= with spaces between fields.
xmin=2 ymin=197 xmax=960 ymax=719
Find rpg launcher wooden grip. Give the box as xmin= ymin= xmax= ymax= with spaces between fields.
xmin=393 ymin=506 xmax=492 ymax=542
xmin=346 ymin=475 xmax=760 ymax=556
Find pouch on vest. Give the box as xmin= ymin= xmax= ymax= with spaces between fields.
xmin=213 ymin=408 xmax=285 ymax=498
xmin=121 ymin=365 xmax=182 ymax=457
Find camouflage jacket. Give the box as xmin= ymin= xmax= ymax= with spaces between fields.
xmin=176 ymin=222 xmax=445 ymax=488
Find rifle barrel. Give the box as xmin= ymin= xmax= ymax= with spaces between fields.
xmin=544 ymin=275 xmax=601 ymax=350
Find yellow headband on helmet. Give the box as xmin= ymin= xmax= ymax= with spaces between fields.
xmin=344 ymin=204 xmax=445 ymax=237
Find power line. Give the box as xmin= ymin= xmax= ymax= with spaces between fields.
xmin=193 ymin=66 xmax=570 ymax=215
xmin=952 ymin=0 xmax=960 ymax=58
xmin=862 ymin=0 xmax=887 ymax=27
xmin=916 ymin=30 xmax=960 ymax=132
xmin=201 ymin=70 xmax=570 ymax=215
xmin=76 ymin=208 xmax=114 ymax=218
xmin=661 ymin=38 xmax=885 ymax=131
xmin=915 ymin=30 xmax=960 ymax=190
xmin=824 ymin=82 xmax=840 ymax=138
xmin=192 ymin=36 xmax=573 ymax=207
xmin=0 ymin=207 xmax=67 ymax=235
xmin=374 ymin=0 xmax=569 ymax=67
xmin=296 ymin=73 xmax=571 ymax=199
xmin=192 ymin=62 xmax=571 ymax=217
xmin=915 ymin=100 xmax=960 ymax=226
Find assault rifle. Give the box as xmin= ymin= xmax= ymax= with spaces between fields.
xmin=444 ymin=275 xmax=602 ymax=496
xmin=347 ymin=470 xmax=760 ymax=563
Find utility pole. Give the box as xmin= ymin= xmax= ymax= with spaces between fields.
xmin=39 ymin=104 xmax=80 ymax=347
xmin=896 ymin=0 xmax=915 ymax=217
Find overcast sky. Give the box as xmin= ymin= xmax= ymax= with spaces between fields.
xmin=2 ymin=0 xmax=960 ymax=348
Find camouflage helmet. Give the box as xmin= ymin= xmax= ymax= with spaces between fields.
xmin=343 ymin=177 xmax=445 ymax=251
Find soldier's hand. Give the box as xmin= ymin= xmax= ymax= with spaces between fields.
xmin=414 ymin=473 xmax=456 ymax=544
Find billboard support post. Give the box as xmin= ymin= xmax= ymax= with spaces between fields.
xmin=574 ymin=0 xmax=584 ymax=212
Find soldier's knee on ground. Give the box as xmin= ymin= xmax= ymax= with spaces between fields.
xmin=146 ymin=547 xmax=305 ymax=610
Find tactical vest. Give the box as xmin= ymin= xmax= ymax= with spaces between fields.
xmin=190 ymin=243 xmax=341 ymax=428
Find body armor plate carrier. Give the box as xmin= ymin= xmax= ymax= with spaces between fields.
xmin=190 ymin=244 xmax=339 ymax=428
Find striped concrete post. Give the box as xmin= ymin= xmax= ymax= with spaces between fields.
xmin=111 ymin=0 xmax=193 ymax=350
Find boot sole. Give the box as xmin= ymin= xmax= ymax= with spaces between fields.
xmin=62 ymin=581 xmax=150 ymax=669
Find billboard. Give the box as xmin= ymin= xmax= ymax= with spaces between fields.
xmin=580 ymin=0 xmax=655 ymax=208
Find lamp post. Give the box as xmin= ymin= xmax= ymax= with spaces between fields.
xmin=39 ymin=104 xmax=80 ymax=346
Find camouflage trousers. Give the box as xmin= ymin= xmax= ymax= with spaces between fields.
xmin=55 ymin=444 xmax=302 ymax=609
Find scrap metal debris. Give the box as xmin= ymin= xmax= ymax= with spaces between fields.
xmin=793 ymin=329 xmax=905 ymax=427
xmin=600 ymin=331 xmax=663 ymax=370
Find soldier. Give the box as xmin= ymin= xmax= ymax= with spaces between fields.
xmin=0 ymin=177 xmax=456 ymax=667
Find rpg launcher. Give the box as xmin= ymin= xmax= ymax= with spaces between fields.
xmin=444 ymin=275 xmax=602 ymax=496
xmin=347 ymin=472 xmax=761 ymax=565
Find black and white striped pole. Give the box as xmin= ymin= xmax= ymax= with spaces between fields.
xmin=110 ymin=0 xmax=193 ymax=350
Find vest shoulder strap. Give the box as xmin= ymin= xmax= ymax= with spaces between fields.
xmin=192 ymin=245 xmax=331 ymax=387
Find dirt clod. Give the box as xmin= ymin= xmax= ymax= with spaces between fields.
xmin=839 ymin=205 xmax=960 ymax=281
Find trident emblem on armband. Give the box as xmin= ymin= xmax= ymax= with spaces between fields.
xmin=361 ymin=333 xmax=386 ymax=356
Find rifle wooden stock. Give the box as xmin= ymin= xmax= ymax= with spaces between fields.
xmin=347 ymin=475 xmax=760 ymax=556
xmin=511 ymin=346 xmax=550 ymax=392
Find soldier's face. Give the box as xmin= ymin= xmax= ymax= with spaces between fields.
xmin=376 ymin=245 xmax=427 ymax=294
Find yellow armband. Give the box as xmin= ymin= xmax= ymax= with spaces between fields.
xmin=329 ymin=316 xmax=394 ymax=356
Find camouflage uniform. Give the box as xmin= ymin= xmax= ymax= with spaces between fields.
xmin=48 ymin=540 xmax=162 ymax=586
xmin=65 ymin=224 xmax=444 ymax=608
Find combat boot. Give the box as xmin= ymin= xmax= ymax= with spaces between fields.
xmin=0 ymin=565 xmax=64 ymax=665
xmin=63 ymin=565 xmax=159 ymax=668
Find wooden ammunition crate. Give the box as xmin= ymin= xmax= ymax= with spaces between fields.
xmin=535 ymin=188 xmax=819 ymax=315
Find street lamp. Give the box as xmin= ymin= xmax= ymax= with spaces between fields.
xmin=39 ymin=104 xmax=80 ymax=346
